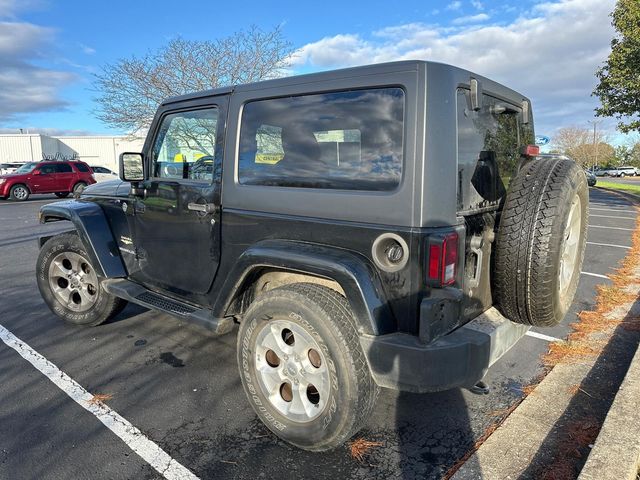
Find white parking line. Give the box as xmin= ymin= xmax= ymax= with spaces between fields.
xmin=0 ymin=324 xmax=200 ymax=480
xmin=525 ymin=331 xmax=563 ymax=343
xmin=581 ymin=271 xmax=610 ymax=279
xmin=589 ymin=207 xmax=636 ymax=213
xmin=589 ymin=225 xmax=635 ymax=231
xmin=589 ymin=214 xmax=636 ymax=220
xmin=587 ymin=242 xmax=631 ymax=250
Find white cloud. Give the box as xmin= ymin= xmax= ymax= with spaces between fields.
xmin=451 ymin=13 xmax=490 ymax=25
xmin=446 ymin=1 xmax=462 ymax=10
xmin=0 ymin=20 xmax=76 ymax=123
xmin=471 ymin=0 xmax=484 ymax=10
xmin=291 ymin=0 xmax=616 ymax=136
xmin=0 ymin=0 xmax=43 ymax=18
xmin=79 ymin=43 xmax=95 ymax=55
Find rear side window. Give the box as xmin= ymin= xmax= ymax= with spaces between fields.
xmin=54 ymin=163 xmax=73 ymax=173
xmin=238 ymin=88 xmax=405 ymax=191
xmin=74 ymin=163 xmax=90 ymax=172
xmin=456 ymin=89 xmax=534 ymax=213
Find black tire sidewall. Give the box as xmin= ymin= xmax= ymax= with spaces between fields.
xmin=37 ymin=234 xmax=113 ymax=326
xmin=237 ymin=290 xmax=359 ymax=451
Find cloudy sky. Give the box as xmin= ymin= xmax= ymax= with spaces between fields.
xmin=0 ymin=0 xmax=624 ymax=143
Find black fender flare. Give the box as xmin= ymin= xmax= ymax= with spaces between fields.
xmin=39 ymin=200 xmax=126 ymax=278
xmin=214 ymin=240 xmax=394 ymax=336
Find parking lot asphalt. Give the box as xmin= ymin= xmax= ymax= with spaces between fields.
xmin=0 ymin=187 xmax=636 ymax=480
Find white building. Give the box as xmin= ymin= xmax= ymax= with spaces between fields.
xmin=0 ymin=134 xmax=145 ymax=171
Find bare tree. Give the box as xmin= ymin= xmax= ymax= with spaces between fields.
xmin=93 ymin=26 xmax=293 ymax=133
xmin=551 ymin=126 xmax=612 ymax=167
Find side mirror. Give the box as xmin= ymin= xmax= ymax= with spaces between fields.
xmin=119 ymin=152 xmax=144 ymax=182
xmin=32 ymin=169 xmax=41 ymax=176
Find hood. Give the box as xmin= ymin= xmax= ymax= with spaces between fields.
xmin=81 ymin=178 xmax=129 ymax=197
xmin=0 ymin=172 xmax=26 ymax=180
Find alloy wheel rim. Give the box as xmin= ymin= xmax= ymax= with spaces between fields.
xmin=559 ymin=194 xmax=582 ymax=308
xmin=48 ymin=251 xmax=99 ymax=312
xmin=254 ymin=319 xmax=331 ymax=423
xmin=14 ymin=187 xmax=27 ymax=199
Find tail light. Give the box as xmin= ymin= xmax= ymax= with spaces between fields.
xmin=521 ymin=144 xmax=540 ymax=157
xmin=427 ymin=232 xmax=459 ymax=287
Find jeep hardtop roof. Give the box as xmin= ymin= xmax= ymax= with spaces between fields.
xmin=162 ymin=60 xmax=531 ymax=107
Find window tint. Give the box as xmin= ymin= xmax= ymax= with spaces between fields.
xmin=239 ymin=88 xmax=404 ymax=191
xmin=456 ymin=90 xmax=534 ymax=213
xmin=152 ymin=108 xmax=218 ymax=181
xmin=74 ymin=163 xmax=90 ymax=172
xmin=39 ymin=164 xmax=56 ymax=174
xmin=54 ymin=163 xmax=73 ymax=173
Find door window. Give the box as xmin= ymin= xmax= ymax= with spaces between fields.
xmin=151 ymin=108 xmax=219 ymax=181
xmin=39 ymin=164 xmax=56 ymax=174
xmin=54 ymin=163 xmax=73 ymax=173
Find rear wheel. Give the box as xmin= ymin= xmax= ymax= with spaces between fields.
xmin=55 ymin=192 xmax=70 ymax=198
xmin=72 ymin=182 xmax=87 ymax=196
xmin=37 ymin=233 xmax=127 ymax=326
xmin=494 ymin=158 xmax=588 ymax=327
xmin=9 ymin=184 xmax=29 ymax=201
xmin=237 ymin=283 xmax=378 ymax=451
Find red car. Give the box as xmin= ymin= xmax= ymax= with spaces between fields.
xmin=0 ymin=161 xmax=96 ymax=201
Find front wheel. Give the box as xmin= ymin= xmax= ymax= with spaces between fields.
xmin=9 ymin=184 xmax=30 ymax=201
xmin=237 ymin=283 xmax=378 ymax=451
xmin=36 ymin=233 xmax=127 ymax=326
xmin=620 ymin=172 xmax=626 ymax=178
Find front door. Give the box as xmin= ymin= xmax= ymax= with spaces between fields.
xmin=129 ymin=101 xmax=226 ymax=298
xmin=32 ymin=164 xmax=58 ymax=192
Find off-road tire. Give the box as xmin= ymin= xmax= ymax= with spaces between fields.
xmin=495 ymin=158 xmax=588 ymax=327
xmin=237 ymin=283 xmax=379 ymax=451
xmin=37 ymin=233 xmax=127 ymax=326
xmin=9 ymin=184 xmax=30 ymax=201
xmin=55 ymin=192 xmax=70 ymax=198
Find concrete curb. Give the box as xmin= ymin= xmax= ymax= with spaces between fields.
xmin=595 ymin=186 xmax=640 ymax=204
xmin=578 ymin=342 xmax=640 ymax=480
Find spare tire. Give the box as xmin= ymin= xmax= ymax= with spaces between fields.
xmin=494 ymin=158 xmax=588 ymax=327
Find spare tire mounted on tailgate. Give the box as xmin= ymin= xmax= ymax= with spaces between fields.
xmin=495 ymin=158 xmax=588 ymax=327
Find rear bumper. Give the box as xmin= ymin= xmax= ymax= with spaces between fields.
xmin=359 ymin=307 xmax=529 ymax=393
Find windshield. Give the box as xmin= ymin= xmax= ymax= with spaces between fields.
xmin=15 ymin=162 xmax=38 ymax=173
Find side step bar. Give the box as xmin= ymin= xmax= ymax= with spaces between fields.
xmin=102 ymin=279 xmax=235 ymax=335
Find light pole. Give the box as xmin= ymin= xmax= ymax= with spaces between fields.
xmin=587 ymin=119 xmax=603 ymax=169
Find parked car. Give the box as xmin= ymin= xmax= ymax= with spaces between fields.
xmin=89 ymin=166 xmax=119 ymax=182
xmin=584 ymin=169 xmax=597 ymax=186
xmin=612 ymin=166 xmax=639 ymax=177
xmin=594 ymin=167 xmax=614 ymax=176
xmin=0 ymin=162 xmax=25 ymax=175
xmin=36 ymin=60 xmax=588 ymax=451
xmin=0 ymin=161 xmax=96 ymax=201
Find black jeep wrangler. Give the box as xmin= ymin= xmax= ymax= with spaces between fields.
xmin=36 ymin=61 xmax=588 ymax=451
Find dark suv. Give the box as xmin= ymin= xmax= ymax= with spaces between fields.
xmin=0 ymin=161 xmax=96 ymax=201
xmin=35 ymin=61 xmax=588 ymax=451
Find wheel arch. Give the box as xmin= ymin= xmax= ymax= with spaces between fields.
xmin=217 ymin=240 xmax=394 ymax=336
xmin=39 ymin=201 xmax=126 ymax=278
xmin=10 ymin=182 xmax=31 ymax=193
